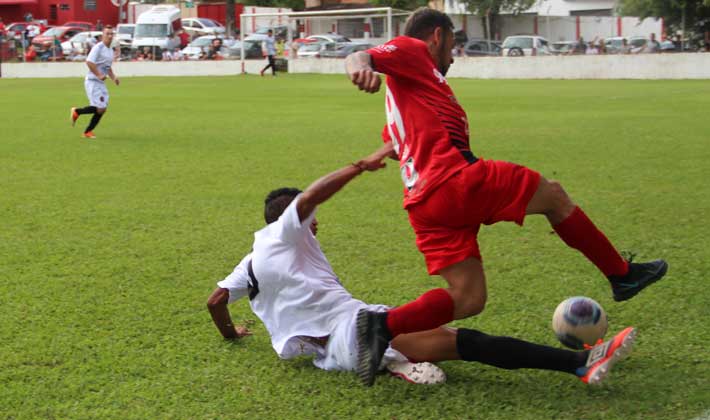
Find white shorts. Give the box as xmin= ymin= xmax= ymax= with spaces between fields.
xmin=314 ymin=304 xmax=407 ymax=372
xmin=85 ymin=79 xmax=109 ymax=108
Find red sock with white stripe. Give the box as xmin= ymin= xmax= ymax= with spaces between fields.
xmin=386 ymin=288 xmax=454 ymax=338
xmin=553 ymin=206 xmax=629 ymax=277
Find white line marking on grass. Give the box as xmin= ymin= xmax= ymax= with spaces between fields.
xmin=690 ymin=409 xmax=710 ymax=420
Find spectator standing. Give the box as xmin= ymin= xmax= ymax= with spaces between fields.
xmin=0 ymin=18 xmax=6 ymax=38
xmin=597 ymin=39 xmax=606 ymax=54
xmin=260 ymin=29 xmax=276 ymax=76
xmin=644 ymin=33 xmax=660 ymax=53
xmin=24 ymin=44 xmax=36 ymax=61
xmin=178 ymin=29 xmax=190 ymax=49
xmin=24 ymin=12 xmax=33 ymax=22
xmin=96 ymin=19 xmax=103 ymax=31
xmin=620 ymin=38 xmax=631 ymax=54
xmin=51 ymin=35 xmax=62 ymax=60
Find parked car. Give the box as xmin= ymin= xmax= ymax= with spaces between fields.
xmin=61 ymin=30 xmax=102 ymax=56
xmin=32 ymin=26 xmax=83 ymax=50
xmin=6 ymin=22 xmax=45 ymax=40
xmin=181 ymin=35 xmax=232 ymax=59
xmin=501 ymin=35 xmax=552 ymax=56
xmin=63 ymin=21 xmax=94 ymax=31
xmin=253 ymin=25 xmax=289 ymax=40
xmin=628 ymin=36 xmax=648 ymax=53
xmin=305 ymin=33 xmax=351 ymax=44
xmin=116 ymin=23 xmax=135 ymax=48
xmin=319 ymin=42 xmax=373 ymax=58
xmin=603 ymin=37 xmax=626 ymax=54
xmin=463 ymin=39 xmax=501 ymax=56
xmin=181 ymin=18 xmax=225 ymax=37
xmin=224 ymin=40 xmax=263 ymax=59
xmin=297 ymin=41 xmax=325 ymax=58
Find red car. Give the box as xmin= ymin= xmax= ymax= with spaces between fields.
xmin=32 ymin=26 xmax=83 ymax=50
xmin=63 ymin=21 xmax=95 ymax=31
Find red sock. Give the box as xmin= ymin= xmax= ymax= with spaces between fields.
xmin=553 ymin=206 xmax=629 ymax=277
xmin=386 ymin=288 xmax=454 ymax=338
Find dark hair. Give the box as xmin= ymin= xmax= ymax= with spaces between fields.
xmin=404 ymin=7 xmax=454 ymax=40
xmin=103 ymin=25 xmax=114 ymax=30
xmin=264 ymin=187 xmax=302 ymax=223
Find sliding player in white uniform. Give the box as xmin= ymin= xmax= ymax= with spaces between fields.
xmin=70 ymin=26 xmax=120 ymax=139
xmin=207 ymin=143 xmax=637 ymax=386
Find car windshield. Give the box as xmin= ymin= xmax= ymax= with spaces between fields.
xmin=118 ymin=26 xmax=134 ymax=35
xmin=191 ymin=37 xmax=213 ymax=47
xmin=135 ymin=24 xmax=168 ymax=38
xmin=198 ymin=18 xmax=218 ymax=27
xmin=43 ymin=27 xmax=64 ymax=37
xmin=70 ymin=33 xmax=87 ymax=42
xmin=503 ymin=37 xmax=533 ymax=49
xmin=630 ymin=38 xmax=646 ymax=47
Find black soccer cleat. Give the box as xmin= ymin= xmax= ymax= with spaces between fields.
xmin=609 ymin=259 xmax=668 ymax=302
xmin=355 ymin=309 xmax=392 ymax=387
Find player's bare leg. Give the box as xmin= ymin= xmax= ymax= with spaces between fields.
xmin=525 ymin=176 xmax=667 ymax=301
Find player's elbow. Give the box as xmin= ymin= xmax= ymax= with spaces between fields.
xmin=207 ymin=288 xmax=229 ymax=309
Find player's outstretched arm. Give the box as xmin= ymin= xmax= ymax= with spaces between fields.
xmin=345 ymin=51 xmax=381 ymax=93
xmin=296 ymin=142 xmax=393 ymax=222
xmin=207 ymin=288 xmax=252 ymax=340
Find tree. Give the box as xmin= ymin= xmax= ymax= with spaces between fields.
xmin=370 ymin=0 xmax=429 ymax=10
xmin=459 ymin=0 xmax=536 ymax=41
xmin=619 ymin=0 xmax=710 ymax=42
xmin=226 ymin=0 xmax=236 ymax=37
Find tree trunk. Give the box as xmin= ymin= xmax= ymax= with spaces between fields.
xmin=226 ymin=0 xmax=236 ymax=38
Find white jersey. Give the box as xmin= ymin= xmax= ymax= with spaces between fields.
xmin=218 ymin=196 xmax=369 ymax=362
xmin=86 ymin=42 xmax=114 ymax=83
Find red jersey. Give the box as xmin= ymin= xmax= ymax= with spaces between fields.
xmin=367 ymin=36 xmax=475 ymax=208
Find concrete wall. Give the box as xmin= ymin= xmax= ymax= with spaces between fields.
xmin=1 ymin=59 xmax=266 ymax=78
xmin=4 ymin=54 xmax=709 ymax=79
xmin=289 ymin=54 xmax=710 ymax=79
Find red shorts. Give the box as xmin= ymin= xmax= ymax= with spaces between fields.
xmin=407 ymin=159 xmax=541 ymax=275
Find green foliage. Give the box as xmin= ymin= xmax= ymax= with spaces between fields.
xmin=460 ymin=0 xmax=536 ymax=15
xmin=370 ymin=0 xmax=428 ymax=11
xmin=251 ymin=0 xmax=305 ymax=11
xmin=0 ymin=75 xmax=709 ymax=419
xmin=619 ymin=0 xmax=710 ymax=34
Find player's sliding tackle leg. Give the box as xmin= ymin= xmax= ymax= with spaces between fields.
xmin=390 ymin=326 xmax=637 ymax=385
xmin=524 ymin=176 xmax=668 ymax=302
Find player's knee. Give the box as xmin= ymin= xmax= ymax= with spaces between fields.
xmin=453 ymin=294 xmax=487 ymax=319
xmin=546 ymin=180 xmax=575 ymax=216
xmin=97 ymin=108 xmax=107 ymax=114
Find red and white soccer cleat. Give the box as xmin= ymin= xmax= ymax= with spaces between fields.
xmin=70 ymin=107 xmax=79 ymax=127
xmin=386 ymin=361 xmax=446 ymax=385
xmin=82 ymin=131 xmax=96 ymax=139
xmin=579 ymin=327 xmax=637 ymax=385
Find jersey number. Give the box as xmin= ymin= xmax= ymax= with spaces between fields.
xmin=386 ymin=88 xmax=419 ymax=191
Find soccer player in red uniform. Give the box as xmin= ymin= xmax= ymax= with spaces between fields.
xmin=345 ymin=8 xmax=668 ymax=386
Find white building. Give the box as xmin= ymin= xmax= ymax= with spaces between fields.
xmin=524 ymin=0 xmax=618 ymax=16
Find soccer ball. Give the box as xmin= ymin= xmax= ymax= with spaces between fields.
xmin=552 ymin=296 xmax=608 ymax=350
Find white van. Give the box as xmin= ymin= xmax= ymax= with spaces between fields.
xmin=132 ymin=6 xmax=182 ymax=52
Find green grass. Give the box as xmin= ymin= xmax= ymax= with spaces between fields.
xmin=1 ymin=74 xmax=709 ymax=420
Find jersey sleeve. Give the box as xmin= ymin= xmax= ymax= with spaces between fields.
xmin=86 ymin=44 xmax=100 ymax=64
xmin=216 ymin=254 xmax=251 ymax=303
xmin=271 ymin=194 xmax=316 ymax=244
xmin=366 ymin=36 xmax=433 ymax=81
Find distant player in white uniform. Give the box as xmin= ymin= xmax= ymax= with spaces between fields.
xmin=70 ymin=26 xmax=120 ymax=139
xmin=207 ymin=143 xmax=638 ymax=386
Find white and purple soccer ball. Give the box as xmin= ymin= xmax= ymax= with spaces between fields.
xmin=552 ymin=296 xmax=608 ymax=350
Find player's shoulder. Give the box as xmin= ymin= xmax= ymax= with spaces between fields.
xmin=378 ymin=36 xmax=428 ymax=53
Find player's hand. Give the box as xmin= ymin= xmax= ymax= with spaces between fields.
xmin=100 ymin=74 xmax=107 ymax=81
xmin=234 ymin=325 xmax=252 ymax=338
xmin=357 ymin=142 xmax=394 ymax=172
xmin=114 ymin=77 xmax=120 ymax=86
xmin=350 ymin=68 xmax=381 ymax=93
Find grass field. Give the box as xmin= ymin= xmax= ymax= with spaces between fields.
xmin=1 ymin=74 xmax=709 ymax=420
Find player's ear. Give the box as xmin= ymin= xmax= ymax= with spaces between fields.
xmin=432 ymin=27 xmax=443 ymax=46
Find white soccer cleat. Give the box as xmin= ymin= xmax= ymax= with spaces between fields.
xmin=386 ymin=361 xmax=446 ymax=385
